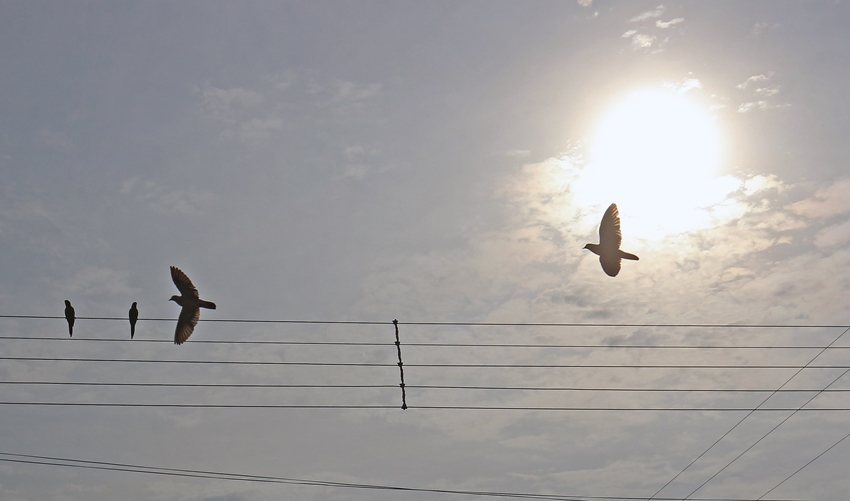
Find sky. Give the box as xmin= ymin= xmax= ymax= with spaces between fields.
xmin=2 ymin=1 xmax=850 ymax=500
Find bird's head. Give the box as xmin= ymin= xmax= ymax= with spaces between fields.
xmin=132 ymin=302 xmax=137 ymax=308
xmin=169 ymin=295 xmax=180 ymax=303
xmin=64 ymin=300 xmax=71 ymax=307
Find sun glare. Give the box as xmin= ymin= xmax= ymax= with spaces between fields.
xmin=573 ymin=90 xmax=736 ymax=239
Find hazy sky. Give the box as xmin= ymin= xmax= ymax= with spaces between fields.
xmin=2 ymin=1 xmax=850 ymax=500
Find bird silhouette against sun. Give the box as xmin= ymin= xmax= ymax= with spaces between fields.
xmin=584 ymin=203 xmax=639 ymax=277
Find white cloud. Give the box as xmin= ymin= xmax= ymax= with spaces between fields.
xmin=219 ymin=116 xmax=283 ymax=144
xmin=814 ymin=219 xmax=850 ymax=248
xmin=750 ymin=21 xmax=779 ymax=38
xmin=754 ymin=84 xmax=781 ymax=97
xmin=789 ymin=178 xmax=850 ymax=218
xmin=38 ymin=129 xmax=75 ymax=154
xmin=196 ymin=84 xmax=265 ymax=123
xmin=737 ymin=73 xmax=772 ymax=90
xmin=622 ymin=30 xmax=656 ymax=49
xmin=630 ymin=5 xmax=665 ymax=22
xmin=576 ymin=0 xmax=593 ymax=6
xmin=120 ymin=177 xmax=214 ymax=216
xmin=656 ymin=18 xmax=684 ymax=29
xmin=57 ymin=265 xmax=136 ymax=298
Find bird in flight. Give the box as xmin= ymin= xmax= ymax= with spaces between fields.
xmin=64 ymin=300 xmax=75 ymax=337
xmin=129 ymin=302 xmax=138 ymax=339
xmin=584 ymin=203 xmax=639 ymax=277
xmin=169 ymin=266 xmax=216 ymax=344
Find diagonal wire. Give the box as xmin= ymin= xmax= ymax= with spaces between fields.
xmin=683 ymin=368 xmax=850 ymax=499
xmin=644 ymin=325 xmax=850 ymax=500
xmin=0 ymin=451 xmax=828 ymax=501
xmin=756 ymin=430 xmax=850 ymax=500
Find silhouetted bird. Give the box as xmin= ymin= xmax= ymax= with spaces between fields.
xmin=64 ymin=300 xmax=75 ymax=337
xmin=584 ymin=203 xmax=639 ymax=277
xmin=169 ymin=266 xmax=216 ymax=345
xmin=129 ymin=302 xmax=138 ymax=339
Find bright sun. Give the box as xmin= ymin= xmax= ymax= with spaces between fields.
xmin=573 ymin=90 xmax=737 ymax=239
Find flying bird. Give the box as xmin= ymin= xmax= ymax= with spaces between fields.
xmin=169 ymin=266 xmax=216 ymax=345
xmin=129 ymin=302 xmax=138 ymax=339
xmin=584 ymin=203 xmax=639 ymax=277
xmin=64 ymin=300 xmax=75 ymax=337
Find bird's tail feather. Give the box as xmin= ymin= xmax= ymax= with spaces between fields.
xmin=619 ymin=251 xmax=639 ymax=260
xmin=199 ymin=300 xmax=217 ymax=310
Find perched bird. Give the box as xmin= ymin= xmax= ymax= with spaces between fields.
xmin=64 ymin=300 xmax=75 ymax=337
xmin=129 ymin=302 xmax=138 ymax=339
xmin=584 ymin=203 xmax=639 ymax=277
xmin=169 ymin=266 xmax=216 ymax=345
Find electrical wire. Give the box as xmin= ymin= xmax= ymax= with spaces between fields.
xmin=1 ymin=356 xmax=846 ymax=369
xmin=0 ymin=451 xmax=818 ymax=501
xmin=2 ymin=335 xmax=848 ymax=350
xmin=682 ymin=368 xmax=850 ymax=499
xmin=0 ymin=402 xmax=847 ymax=411
xmin=756 ymin=431 xmax=850 ymax=500
xmin=645 ymin=325 xmax=850 ymax=500
xmin=1 ymin=314 xmax=847 ymax=328
xmin=2 ymin=381 xmax=848 ymax=393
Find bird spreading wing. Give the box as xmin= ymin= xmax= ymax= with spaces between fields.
xmin=171 ymin=266 xmax=200 ymax=299
xmin=170 ymin=266 xmax=215 ymax=345
xmin=584 ymin=203 xmax=639 ymax=277
xmin=175 ymin=305 xmax=201 ymax=345
xmin=598 ymin=203 xmax=623 ymax=250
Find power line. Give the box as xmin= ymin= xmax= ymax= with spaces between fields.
xmin=682 ymin=367 xmax=850 ymax=499
xmin=0 ymin=402 xmax=848 ymax=411
xmin=1 ymin=314 xmax=848 ymax=328
xmin=2 ymin=335 xmax=848 ymax=350
xmin=645 ymin=325 xmax=850 ymax=500
xmin=0 ymin=451 xmax=819 ymax=501
xmin=756 ymin=431 xmax=850 ymax=500
xmin=2 ymin=381 xmax=849 ymax=393
xmin=2 ymin=356 xmax=847 ymax=369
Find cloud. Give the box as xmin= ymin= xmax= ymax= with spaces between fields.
xmin=219 ymin=116 xmax=283 ymax=144
xmin=37 ymin=129 xmax=75 ymax=154
xmin=814 ymin=219 xmax=850 ymax=248
xmin=737 ymin=73 xmax=772 ymax=90
xmin=57 ymin=265 xmax=136 ymax=298
xmin=750 ymin=21 xmax=779 ymax=38
xmin=656 ymin=18 xmax=684 ymax=29
xmin=333 ymin=144 xmax=392 ymax=181
xmin=622 ymin=30 xmax=656 ymax=49
xmin=120 ymin=177 xmax=215 ymax=216
xmin=196 ymin=85 xmax=265 ymax=123
xmin=754 ymin=84 xmax=781 ymax=97
xmin=576 ymin=0 xmax=593 ymax=6
xmin=330 ymin=81 xmax=382 ymax=105
xmin=630 ymin=5 xmax=665 ymax=22
xmin=788 ymin=178 xmax=850 ymax=218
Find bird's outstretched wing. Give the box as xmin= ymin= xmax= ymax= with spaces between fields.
xmin=174 ymin=306 xmax=200 ymax=345
xmin=599 ymin=255 xmax=621 ymax=277
xmin=598 ymin=203 xmax=622 ymax=249
xmin=171 ymin=266 xmax=199 ymax=298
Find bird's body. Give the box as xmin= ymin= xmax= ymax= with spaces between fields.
xmin=584 ymin=203 xmax=639 ymax=277
xmin=64 ymin=300 xmax=75 ymax=337
xmin=169 ymin=266 xmax=216 ymax=344
xmin=129 ymin=302 xmax=138 ymax=339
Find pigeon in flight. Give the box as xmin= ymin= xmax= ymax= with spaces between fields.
xmin=64 ymin=300 xmax=75 ymax=337
xmin=584 ymin=203 xmax=639 ymax=277
xmin=169 ymin=266 xmax=216 ymax=345
xmin=129 ymin=302 xmax=138 ymax=339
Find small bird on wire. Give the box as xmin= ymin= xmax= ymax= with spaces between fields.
xmin=129 ymin=302 xmax=138 ymax=339
xmin=584 ymin=203 xmax=639 ymax=277
xmin=169 ymin=266 xmax=216 ymax=345
xmin=64 ymin=300 xmax=75 ymax=337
